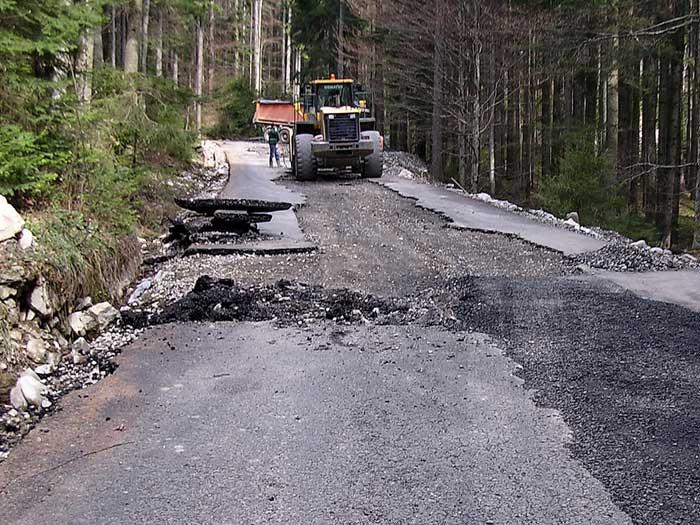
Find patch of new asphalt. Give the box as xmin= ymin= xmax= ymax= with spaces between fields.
xmin=452 ymin=275 xmax=700 ymax=525
xmin=0 ymin=323 xmax=629 ymax=524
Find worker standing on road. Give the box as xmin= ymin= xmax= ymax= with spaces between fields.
xmin=268 ymin=125 xmax=281 ymax=168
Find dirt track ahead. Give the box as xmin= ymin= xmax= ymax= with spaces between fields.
xmin=2 ymin=145 xmax=700 ymax=524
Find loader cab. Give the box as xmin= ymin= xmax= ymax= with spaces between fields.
xmin=315 ymin=81 xmax=354 ymax=109
xmin=301 ymin=78 xmax=355 ymax=114
xmin=297 ymin=76 xmax=375 ymax=134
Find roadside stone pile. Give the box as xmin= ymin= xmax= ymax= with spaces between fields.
xmin=0 ymin=198 xmax=129 ymax=457
xmin=384 ymin=151 xmax=429 ymax=180
xmin=571 ymin=240 xmax=699 ymax=272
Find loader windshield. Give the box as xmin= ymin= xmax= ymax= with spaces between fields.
xmin=316 ymin=83 xmax=353 ymax=108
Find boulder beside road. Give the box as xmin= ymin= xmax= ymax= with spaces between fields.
xmin=0 ymin=195 xmax=24 ymax=242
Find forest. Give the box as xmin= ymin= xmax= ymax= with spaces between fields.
xmin=1 ymin=0 xmax=699 ymax=264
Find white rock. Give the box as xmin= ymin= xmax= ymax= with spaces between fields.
xmin=630 ymin=240 xmax=649 ymax=250
xmin=29 ymin=281 xmax=53 ymax=317
xmin=75 ymin=296 xmax=93 ymax=311
xmin=18 ymin=228 xmax=34 ymax=250
xmin=682 ymin=253 xmax=697 ymax=262
xmin=22 ymin=368 xmax=41 ymax=382
xmin=88 ymin=302 xmax=120 ymax=330
xmin=475 ymin=193 xmax=494 ymax=202
xmin=72 ymin=337 xmax=90 ymax=354
xmin=17 ymin=375 xmax=46 ymax=407
xmin=72 ymin=349 xmax=88 ymax=365
xmin=566 ymin=211 xmax=580 ymax=224
xmin=7 ymin=409 xmax=18 ymax=417
xmin=650 ymin=247 xmax=664 ymax=255
xmin=45 ymin=350 xmax=61 ymax=367
xmin=34 ymin=364 xmax=54 ymax=376
xmin=128 ymin=278 xmax=152 ymax=305
xmin=0 ymin=195 xmax=24 ymax=242
xmin=564 ymin=218 xmax=581 ymax=229
xmin=41 ymin=398 xmax=52 ymax=409
xmin=25 ymin=337 xmax=47 ymax=363
xmin=10 ymin=385 xmax=27 ymax=411
xmin=0 ymin=286 xmax=16 ymax=300
xmin=397 ymin=168 xmax=415 ymax=180
xmin=69 ymin=311 xmax=98 ymax=336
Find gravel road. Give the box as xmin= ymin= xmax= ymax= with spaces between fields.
xmin=2 ymin=143 xmax=699 ymax=524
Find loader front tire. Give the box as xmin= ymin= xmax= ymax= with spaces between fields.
xmin=362 ymin=131 xmax=383 ymax=179
xmin=294 ymin=133 xmax=318 ymax=181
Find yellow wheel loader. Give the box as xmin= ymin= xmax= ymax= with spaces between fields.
xmin=254 ymin=76 xmax=384 ymax=181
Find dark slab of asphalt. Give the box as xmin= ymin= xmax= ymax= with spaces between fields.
xmin=378 ymin=175 xmax=607 ymax=256
xmin=220 ymin=142 xmax=307 ymax=243
xmin=0 ymin=323 xmax=630 ymax=524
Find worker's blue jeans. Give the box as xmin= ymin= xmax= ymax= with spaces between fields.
xmin=269 ymin=144 xmax=280 ymax=166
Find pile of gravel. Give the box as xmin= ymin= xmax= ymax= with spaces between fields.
xmin=571 ymin=241 xmax=700 ymax=272
xmin=384 ymin=151 xmax=429 ymax=179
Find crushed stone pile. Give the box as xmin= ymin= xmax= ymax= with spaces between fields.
xmin=570 ymin=241 xmax=699 ymax=272
xmin=384 ymin=151 xmax=429 ymax=180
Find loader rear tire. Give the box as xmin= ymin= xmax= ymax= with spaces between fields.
xmin=294 ymin=133 xmax=318 ymax=181
xmin=362 ymin=131 xmax=383 ymax=179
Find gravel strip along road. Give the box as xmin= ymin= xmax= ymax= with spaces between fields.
xmin=2 ymin=142 xmax=699 ymax=524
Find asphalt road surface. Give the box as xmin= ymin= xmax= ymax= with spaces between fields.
xmin=2 ymin=143 xmax=699 ymax=524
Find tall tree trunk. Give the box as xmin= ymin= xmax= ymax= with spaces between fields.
xmin=470 ymin=11 xmax=482 ymax=193
xmin=233 ymin=0 xmax=240 ymax=77
xmin=208 ymin=2 xmax=215 ymax=94
xmin=668 ymin=10 xmax=685 ymax=247
xmin=606 ymin=36 xmax=619 ymax=161
xmin=522 ymin=31 xmax=533 ymax=199
xmin=109 ymin=3 xmax=117 ymax=68
xmin=93 ymin=23 xmax=104 ymax=69
xmin=657 ymin=7 xmax=684 ymax=248
xmin=552 ymin=76 xmax=564 ymax=175
xmin=75 ymin=14 xmax=96 ymax=104
xmin=541 ymin=77 xmax=552 ymax=180
xmin=155 ymin=8 xmax=163 ymax=77
xmin=489 ymin=37 xmax=497 ymax=195
xmin=172 ymin=51 xmax=179 ymax=85
xmin=140 ymin=0 xmax=150 ymax=72
xmin=618 ymin=65 xmax=633 ymax=189
xmin=253 ymin=0 xmax=263 ymax=92
xmin=338 ymin=1 xmax=345 ymax=77
xmin=642 ymin=53 xmax=658 ymax=221
xmin=195 ymin=16 xmax=204 ymax=134
xmin=124 ymin=0 xmax=142 ymax=74
xmin=285 ymin=6 xmax=292 ymax=92
xmin=431 ymin=4 xmax=444 ymax=180
xmin=692 ymin=0 xmax=700 ymax=249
